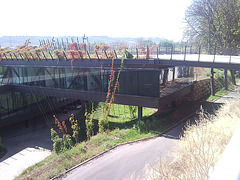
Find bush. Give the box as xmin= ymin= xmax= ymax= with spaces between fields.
xmin=98 ymin=117 xmax=109 ymax=133
xmin=134 ymin=119 xmax=158 ymax=133
xmin=53 ymin=138 xmax=63 ymax=154
xmin=124 ymin=49 xmax=133 ymax=59
xmin=62 ymin=134 xmax=74 ymax=150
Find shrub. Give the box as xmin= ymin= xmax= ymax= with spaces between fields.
xmin=98 ymin=117 xmax=109 ymax=133
xmin=53 ymin=138 xmax=63 ymax=154
xmin=62 ymin=134 xmax=74 ymax=150
xmin=85 ymin=110 xmax=94 ymax=140
xmin=134 ymin=119 xmax=158 ymax=133
xmin=124 ymin=49 xmax=133 ymax=59
xmin=128 ymin=105 xmax=137 ymax=119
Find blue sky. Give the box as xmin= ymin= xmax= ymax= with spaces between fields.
xmin=1 ymin=0 xmax=192 ymax=41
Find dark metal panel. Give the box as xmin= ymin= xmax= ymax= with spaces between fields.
xmin=8 ymin=85 xmax=160 ymax=108
xmin=0 ymin=85 xmax=12 ymax=95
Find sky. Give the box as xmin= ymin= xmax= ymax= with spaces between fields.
xmin=0 ymin=0 xmax=192 ymax=41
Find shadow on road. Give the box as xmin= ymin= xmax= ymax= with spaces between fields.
xmin=162 ymin=101 xmax=224 ymax=140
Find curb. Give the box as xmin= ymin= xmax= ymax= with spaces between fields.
xmin=52 ymin=108 xmax=198 ymax=180
xmin=52 ymin=86 xmax=240 ymax=179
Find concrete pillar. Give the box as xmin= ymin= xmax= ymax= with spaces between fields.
xmin=224 ymin=69 xmax=228 ymax=90
xmin=210 ymin=68 xmax=215 ymax=96
xmin=230 ymin=70 xmax=236 ymax=85
xmin=172 ymin=68 xmax=175 ymax=81
xmin=138 ymin=106 xmax=142 ymax=121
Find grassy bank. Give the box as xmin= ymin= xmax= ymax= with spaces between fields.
xmin=18 ymin=69 xmax=239 ymax=179
xmin=19 ymin=103 xmax=181 ymax=179
xmin=138 ymin=99 xmax=240 ymax=180
xmin=206 ymin=86 xmax=234 ymax=102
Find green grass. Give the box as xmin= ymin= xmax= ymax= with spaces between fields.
xmin=206 ymin=87 xmax=233 ymax=102
xmin=18 ymin=70 xmax=239 ymax=179
xmin=18 ymin=104 xmax=179 ymax=180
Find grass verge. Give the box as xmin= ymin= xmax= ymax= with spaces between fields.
xmin=17 ymin=76 xmax=238 ymax=179
xmin=18 ymin=104 xmax=181 ymax=179
xmin=206 ymin=85 xmax=234 ymax=102
xmin=137 ymin=99 xmax=240 ymax=180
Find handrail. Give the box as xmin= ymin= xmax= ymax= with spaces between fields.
xmin=209 ymin=123 xmax=240 ymax=180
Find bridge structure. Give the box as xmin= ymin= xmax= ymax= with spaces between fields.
xmin=0 ymin=45 xmax=240 ymax=127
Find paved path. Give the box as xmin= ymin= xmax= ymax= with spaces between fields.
xmin=0 ymin=127 xmax=52 ymax=180
xmin=62 ymin=87 xmax=240 ymax=180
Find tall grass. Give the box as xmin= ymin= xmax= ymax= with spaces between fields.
xmin=140 ymin=99 xmax=240 ymax=180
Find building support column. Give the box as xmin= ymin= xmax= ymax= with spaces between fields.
xmin=230 ymin=70 xmax=236 ymax=85
xmin=172 ymin=68 xmax=175 ymax=82
xmin=163 ymin=69 xmax=169 ymax=86
xmin=224 ymin=69 xmax=228 ymax=90
xmin=210 ymin=68 xmax=215 ymax=96
xmin=138 ymin=106 xmax=142 ymax=121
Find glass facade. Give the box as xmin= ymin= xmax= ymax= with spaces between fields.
xmin=0 ymin=66 xmax=161 ymax=98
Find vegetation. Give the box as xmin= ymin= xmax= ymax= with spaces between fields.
xmin=135 ymin=99 xmax=240 ymax=180
xmin=18 ymin=104 xmax=163 ymax=179
xmin=204 ymin=68 xmax=236 ymax=101
xmin=184 ymin=0 xmax=240 ymax=54
xmin=17 ymin=66 xmax=238 ymax=179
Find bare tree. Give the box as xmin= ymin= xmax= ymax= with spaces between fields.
xmin=184 ymin=0 xmax=240 ymax=55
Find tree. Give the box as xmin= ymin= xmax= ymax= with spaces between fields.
xmin=184 ymin=0 xmax=240 ymax=55
xmin=136 ymin=38 xmax=156 ymax=47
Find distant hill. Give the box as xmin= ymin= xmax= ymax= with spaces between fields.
xmin=0 ymin=36 xmax=166 ymax=48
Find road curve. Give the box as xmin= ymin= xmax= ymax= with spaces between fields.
xmin=60 ymin=122 xmax=186 ymax=180
xmin=60 ymin=86 xmax=240 ymax=180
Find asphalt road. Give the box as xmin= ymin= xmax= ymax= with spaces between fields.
xmin=61 ymin=132 xmax=179 ymax=180
xmin=60 ymin=109 xmax=211 ymax=180
xmin=61 ymin=87 xmax=240 ymax=180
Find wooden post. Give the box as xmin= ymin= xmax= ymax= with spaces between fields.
xmin=138 ymin=106 xmax=142 ymax=121
xmin=230 ymin=70 xmax=236 ymax=85
xmin=210 ymin=68 xmax=215 ymax=96
xmin=224 ymin=69 xmax=228 ymax=90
